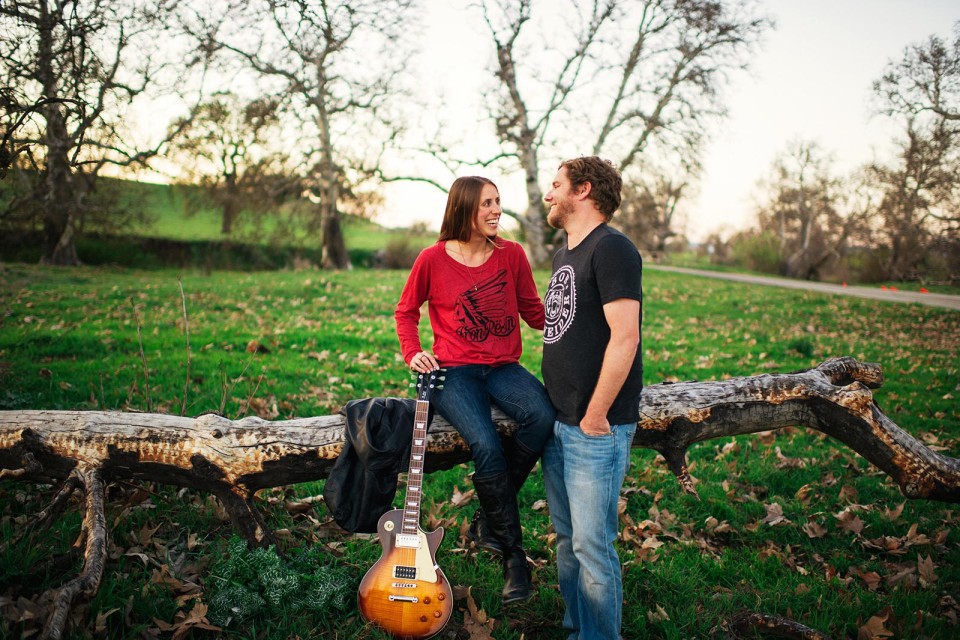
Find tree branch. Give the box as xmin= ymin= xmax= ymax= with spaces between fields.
xmin=1 ymin=357 xmax=957 ymax=636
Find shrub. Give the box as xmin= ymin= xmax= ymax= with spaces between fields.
xmin=378 ymin=236 xmax=421 ymax=269
xmin=206 ymin=537 xmax=354 ymax=628
xmin=728 ymin=230 xmax=782 ymax=274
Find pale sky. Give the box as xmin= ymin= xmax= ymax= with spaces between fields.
xmin=378 ymin=0 xmax=960 ymax=243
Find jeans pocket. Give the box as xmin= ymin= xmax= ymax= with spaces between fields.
xmin=576 ymin=425 xmax=614 ymax=439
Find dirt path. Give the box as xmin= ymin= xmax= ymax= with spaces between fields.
xmin=648 ymin=265 xmax=960 ymax=311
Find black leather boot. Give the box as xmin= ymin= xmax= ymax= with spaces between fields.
xmin=473 ymin=472 xmax=533 ymax=605
xmin=467 ymin=439 xmax=541 ymax=557
xmin=467 ymin=508 xmax=503 ymax=557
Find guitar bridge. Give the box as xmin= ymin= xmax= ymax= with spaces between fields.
xmin=388 ymin=595 xmax=419 ymax=603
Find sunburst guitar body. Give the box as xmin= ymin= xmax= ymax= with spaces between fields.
xmin=358 ymin=370 xmax=453 ymax=640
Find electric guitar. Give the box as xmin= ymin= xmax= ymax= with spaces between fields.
xmin=358 ymin=370 xmax=453 ymax=640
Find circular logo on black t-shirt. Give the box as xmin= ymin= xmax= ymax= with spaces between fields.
xmin=544 ymin=265 xmax=575 ymax=344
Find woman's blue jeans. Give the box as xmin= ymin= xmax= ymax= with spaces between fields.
xmin=431 ymin=363 xmax=555 ymax=481
xmin=542 ymin=420 xmax=636 ymax=640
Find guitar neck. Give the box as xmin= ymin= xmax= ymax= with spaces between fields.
xmin=401 ymin=398 xmax=430 ymax=536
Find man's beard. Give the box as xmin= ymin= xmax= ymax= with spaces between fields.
xmin=547 ymin=198 xmax=574 ymax=229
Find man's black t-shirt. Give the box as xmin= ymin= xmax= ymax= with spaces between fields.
xmin=542 ymin=224 xmax=643 ymax=425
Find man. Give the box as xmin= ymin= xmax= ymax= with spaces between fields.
xmin=541 ymin=156 xmax=643 ymax=640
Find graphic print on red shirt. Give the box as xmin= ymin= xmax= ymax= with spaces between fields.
xmin=395 ymin=240 xmax=544 ymax=368
xmin=454 ymin=269 xmax=517 ymax=342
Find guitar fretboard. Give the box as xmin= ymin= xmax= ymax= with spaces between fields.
xmin=401 ymin=397 xmax=430 ymax=536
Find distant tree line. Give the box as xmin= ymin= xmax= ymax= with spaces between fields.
xmin=0 ymin=1 xmax=956 ymax=284
xmin=701 ymin=24 xmax=960 ymax=285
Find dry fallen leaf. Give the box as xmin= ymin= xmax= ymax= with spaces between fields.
xmin=882 ymin=501 xmax=906 ymax=521
xmin=450 ymin=485 xmax=475 ymax=508
xmin=802 ymin=519 xmax=828 ymax=538
xmin=835 ymin=508 xmax=865 ymax=535
xmin=849 ymin=567 xmax=882 ymax=591
xmin=857 ymin=609 xmax=895 ymax=640
xmin=647 ymin=604 xmax=670 ymax=623
xmin=462 ymin=587 xmax=496 ymax=640
xmin=904 ymin=523 xmax=930 ymax=547
xmin=918 ymin=554 xmax=938 ymax=588
xmin=94 ymin=607 xmax=120 ymax=634
xmin=795 ymin=483 xmax=814 ymax=505
xmin=246 ymin=339 xmax=269 ymax=353
xmin=762 ymin=503 xmax=791 ymax=527
xmin=838 ymin=484 xmax=859 ymax=503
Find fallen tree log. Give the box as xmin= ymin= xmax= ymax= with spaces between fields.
xmin=1 ymin=357 xmax=958 ymax=639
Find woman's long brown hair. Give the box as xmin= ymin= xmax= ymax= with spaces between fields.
xmin=438 ymin=176 xmax=498 ymax=242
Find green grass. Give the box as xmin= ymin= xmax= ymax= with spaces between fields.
xmin=0 ymin=264 xmax=958 ymax=638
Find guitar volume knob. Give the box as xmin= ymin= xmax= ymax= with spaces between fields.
xmin=420 ymin=615 xmax=428 ymax=622
xmin=423 ymin=596 xmax=431 ymax=604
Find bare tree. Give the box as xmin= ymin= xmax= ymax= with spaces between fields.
xmin=476 ymin=0 xmax=770 ymax=264
xmin=867 ymin=118 xmax=960 ymax=281
xmin=618 ymin=172 xmax=689 ymax=255
xmin=874 ymin=22 xmax=960 ymax=123
xmin=0 ymin=0 xmax=198 ymax=265
xmin=169 ymin=92 xmax=300 ymax=235
xmin=207 ymin=0 xmax=417 ymax=269
xmin=754 ymin=141 xmax=866 ymax=281
xmin=870 ymin=22 xmax=960 ymax=281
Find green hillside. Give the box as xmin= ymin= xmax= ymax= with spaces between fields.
xmin=1 ymin=177 xmax=434 ymax=268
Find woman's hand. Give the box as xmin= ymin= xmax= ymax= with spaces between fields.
xmin=409 ymin=351 xmax=440 ymax=373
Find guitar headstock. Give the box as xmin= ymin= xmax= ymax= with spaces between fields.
xmin=414 ymin=369 xmax=444 ymax=402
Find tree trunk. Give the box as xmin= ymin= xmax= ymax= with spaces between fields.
xmin=317 ymin=118 xmax=350 ymax=270
xmin=1 ymin=358 xmax=957 ymax=639
xmin=37 ymin=11 xmax=80 ymax=267
xmin=321 ymin=199 xmax=351 ymax=270
xmin=520 ymin=150 xmax=551 ymax=266
xmin=221 ymin=173 xmax=238 ymax=235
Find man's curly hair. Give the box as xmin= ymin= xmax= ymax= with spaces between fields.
xmin=559 ymin=156 xmax=622 ymax=221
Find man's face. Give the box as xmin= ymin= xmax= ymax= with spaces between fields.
xmin=544 ymin=167 xmax=575 ymax=230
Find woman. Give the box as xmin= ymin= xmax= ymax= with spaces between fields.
xmin=395 ymin=176 xmax=555 ymax=606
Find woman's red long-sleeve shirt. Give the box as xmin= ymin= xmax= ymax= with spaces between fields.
xmin=395 ymin=240 xmax=544 ymax=368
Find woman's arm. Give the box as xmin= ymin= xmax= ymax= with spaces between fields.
xmin=394 ymin=253 xmax=430 ymax=364
xmin=513 ymin=244 xmax=545 ymax=330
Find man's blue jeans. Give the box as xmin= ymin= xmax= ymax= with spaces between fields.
xmin=542 ymin=420 xmax=636 ymax=640
xmin=431 ymin=363 xmax=555 ymax=480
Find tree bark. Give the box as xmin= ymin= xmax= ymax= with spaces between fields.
xmin=1 ymin=358 xmax=957 ymax=638
xmin=37 ymin=5 xmax=81 ymax=267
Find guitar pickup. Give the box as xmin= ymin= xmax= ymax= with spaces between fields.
xmin=395 ymin=534 xmax=420 ymax=549
xmin=394 ymin=565 xmax=417 ymax=579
